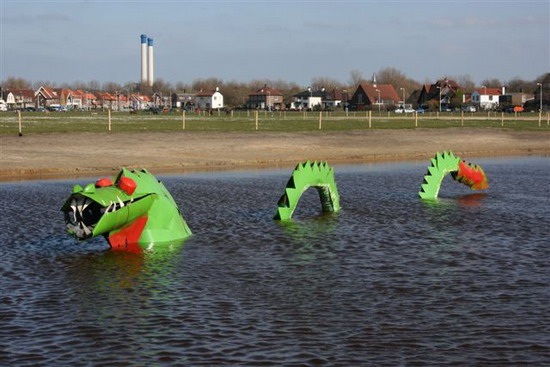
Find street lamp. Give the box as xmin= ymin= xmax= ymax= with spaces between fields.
xmin=307 ymin=86 xmax=312 ymax=110
xmin=537 ymin=83 xmax=543 ymax=112
xmin=399 ymin=87 xmax=405 ymax=108
xmin=436 ymin=86 xmax=441 ymax=112
xmin=376 ymin=89 xmax=381 ymax=112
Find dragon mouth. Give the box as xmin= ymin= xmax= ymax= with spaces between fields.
xmin=63 ymin=195 xmax=136 ymax=239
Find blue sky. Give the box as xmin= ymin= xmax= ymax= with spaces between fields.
xmin=1 ymin=0 xmax=548 ymax=86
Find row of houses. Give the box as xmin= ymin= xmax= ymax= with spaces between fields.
xmin=1 ymin=86 xmax=154 ymax=111
xmin=2 ymin=73 xmax=546 ymax=112
xmin=0 ymin=85 xmax=226 ymax=111
xmin=241 ymin=75 xmax=540 ymax=112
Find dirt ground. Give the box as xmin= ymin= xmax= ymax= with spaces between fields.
xmin=1 ymin=128 xmax=548 ymax=181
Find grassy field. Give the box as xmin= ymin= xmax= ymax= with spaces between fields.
xmin=1 ymin=110 xmax=548 ymax=135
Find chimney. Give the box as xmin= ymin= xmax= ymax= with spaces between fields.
xmin=147 ymin=38 xmax=154 ymax=87
xmin=502 ymin=86 xmax=506 ymax=95
xmin=140 ymin=34 xmax=147 ymax=84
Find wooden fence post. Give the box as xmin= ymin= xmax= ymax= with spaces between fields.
xmin=501 ymin=112 xmax=504 ymax=127
xmin=182 ymin=110 xmax=186 ymax=130
xmin=255 ymin=110 xmax=259 ymax=130
xmin=108 ymin=109 xmax=111 ymax=131
xmin=18 ymin=110 xmax=22 ymax=136
xmin=415 ymin=111 xmax=418 ymax=128
xmin=319 ymin=111 xmax=322 ymax=130
xmin=461 ymin=111 xmax=464 ymax=127
xmin=368 ymin=110 xmax=372 ymax=128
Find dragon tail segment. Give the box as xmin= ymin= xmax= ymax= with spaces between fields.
xmin=419 ymin=151 xmax=489 ymax=199
xmin=453 ymin=160 xmax=489 ymax=190
xmin=274 ymin=161 xmax=341 ymax=221
xmin=418 ymin=151 xmax=460 ymax=199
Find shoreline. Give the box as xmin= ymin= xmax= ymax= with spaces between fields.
xmin=1 ymin=128 xmax=548 ymax=182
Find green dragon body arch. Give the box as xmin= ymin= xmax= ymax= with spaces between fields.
xmin=274 ymin=161 xmax=341 ymax=221
xmin=61 ymin=168 xmax=192 ymax=252
xmin=419 ymin=151 xmax=489 ymax=199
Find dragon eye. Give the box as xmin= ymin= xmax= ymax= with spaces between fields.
xmin=118 ymin=177 xmax=137 ymax=195
xmin=95 ymin=178 xmax=113 ymax=187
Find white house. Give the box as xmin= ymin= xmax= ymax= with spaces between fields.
xmin=293 ymin=89 xmax=323 ymax=110
xmin=195 ymin=88 xmax=224 ymax=110
xmin=471 ymin=88 xmax=502 ymax=110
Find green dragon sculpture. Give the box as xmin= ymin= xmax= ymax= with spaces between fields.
xmin=61 ymin=168 xmax=192 ymax=252
xmin=419 ymin=151 xmax=489 ymax=199
xmin=274 ymin=161 xmax=341 ymax=221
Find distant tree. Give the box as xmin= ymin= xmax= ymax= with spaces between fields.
xmin=223 ymin=80 xmax=250 ymax=108
xmin=310 ymin=77 xmax=344 ymax=92
xmin=86 ymin=80 xmax=101 ymax=92
xmin=174 ymin=81 xmax=191 ymax=91
xmin=102 ymin=82 xmax=122 ymax=93
xmin=348 ymin=70 xmax=365 ymax=87
xmin=376 ymin=67 xmax=420 ymax=100
xmin=32 ymin=80 xmax=57 ymax=89
xmin=450 ymin=74 xmax=475 ymax=93
xmin=449 ymin=90 xmax=465 ymax=108
xmin=192 ymin=77 xmax=224 ymax=92
xmin=1 ymin=77 xmax=32 ymax=89
xmin=152 ymin=78 xmax=172 ymax=94
xmin=505 ymin=77 xmax=533 ymax=93
xmin=480 ymin=78 xmax=502 ymax=88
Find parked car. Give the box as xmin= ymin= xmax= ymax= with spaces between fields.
xmin=394 ymin=107 xmax=415 ymax=113
xmin=149 ymin=106 xmax=161 ymax=114
xmin=462 ymin=105 xmax=476 ymax=112
xmin=415 ymin=108 xmax=425 ymax=113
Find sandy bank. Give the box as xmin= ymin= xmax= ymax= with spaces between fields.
xmin=1 ymin=128 xmax=548 ymax=181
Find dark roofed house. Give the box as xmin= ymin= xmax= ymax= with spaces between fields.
xmin=348 ymin=83 xmax=400 ymax=111
xmin=417 ymin=79 xmax=461 ymax=109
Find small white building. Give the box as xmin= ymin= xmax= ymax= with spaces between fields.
xmin=195 ymin=88 xmax=224 ymax=110
xmin=471 ymin=88 xmax=502 ymax=110
xmin=293 ymin=89 xmax=323 ymax=110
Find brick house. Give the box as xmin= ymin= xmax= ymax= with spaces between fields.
xmin=246 ymin=85 xmax=284 ymax=110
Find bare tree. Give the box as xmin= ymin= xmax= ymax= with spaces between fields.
xmin=376 ymin=67 xmax=421 ymax=98
xmin=310 ymin=77 xmax=344 ymax=92
xmin=192 ymin=77 xmax=224 ymax=92
xmin=450 ymin=74 xmax=476 ymax=93
xmin=1 ymin=77 xmax=32 ymax=89
xmin=348 ymin=70 xmax=365 ymax=87
xmin=480 ymin=78 xmax=503 ymax=88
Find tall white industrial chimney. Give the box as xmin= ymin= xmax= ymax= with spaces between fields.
xmin=140 ymin=34 xmax=147 ymax=84
xmin=147 ymin=38 xmax=154 ymax=87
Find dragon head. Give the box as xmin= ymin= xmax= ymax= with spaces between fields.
xmin=61 ymin=170 xmax=155 ymax=241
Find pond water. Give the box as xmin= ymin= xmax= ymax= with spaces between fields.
xmin=1 ymin=157 xmax=549 ymax=366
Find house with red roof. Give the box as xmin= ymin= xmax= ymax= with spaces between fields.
xmin=246 ymin=85 xmax=284 ymax=110
xmin=96 ymin=92 xmax=117 ymax=110
xmin=5 ymin=89 xmax=36 ymax=109
xmin=471 ymin=87 xmax=502 ymax=110
xmin=348 ymin=83 xmax=400 ymax=111
xmin=35 ymin=86 xmax=61 ymax=108
xmin=130 ymin=94 xmax=152 ymax=110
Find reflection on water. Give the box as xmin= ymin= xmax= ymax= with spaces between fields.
xmin=0 ymin=157 xmax=549 ymax=365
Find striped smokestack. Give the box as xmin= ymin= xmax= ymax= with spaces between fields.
xmin=140 ymin=34 xmax=147 ymax=84
xmin=147 ymin=38 xmax=154 ymax=87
